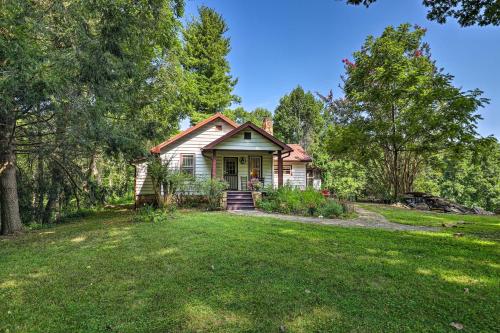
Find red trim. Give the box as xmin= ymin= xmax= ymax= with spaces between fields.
xmin=277 ymin=151 xmax=283 ymax=187
xmin=203 ymin=122 xmax=292 ymax=152
xmin=211 ymin=150 xmax=217 ymax=179
xmin=150 ymin=113 xmax=238 ymax=153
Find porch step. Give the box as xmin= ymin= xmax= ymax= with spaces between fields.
xmin=227 ymin=204 xmax=255 ymax=210
xmin=226 ymin=191 xmax=254 ymax=210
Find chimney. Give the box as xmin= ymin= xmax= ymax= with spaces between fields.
xmin=262 ymin=117 xmax=273 ymax=135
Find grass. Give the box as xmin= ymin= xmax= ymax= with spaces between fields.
xmin=1 ymin=209 xmax=499 ymax=332
xmin=360 ymin=203 xmax=500 ymax=241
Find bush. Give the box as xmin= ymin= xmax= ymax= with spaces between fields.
xmin=258 ymin=185 xmax=344 ymax=217
xmin=316 ymin=200 xmax=344 ymax=218
xmin=196 ymin=178 xmax=228 ymax=210
xmin=133 ymin=205 xmax=176 ymax=223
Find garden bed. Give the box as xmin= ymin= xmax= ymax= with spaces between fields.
xmin=256 ymin=186 xmax=348 ymax=218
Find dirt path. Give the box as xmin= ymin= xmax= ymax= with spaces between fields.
xmin=229 ymin=205 xmax=440 ymax=232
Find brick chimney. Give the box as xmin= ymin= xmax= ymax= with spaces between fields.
xmin=262 ymin=117 xmax=273 ymax=135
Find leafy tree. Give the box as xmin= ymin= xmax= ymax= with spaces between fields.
xmin=182 ymin=6 xmax=239 ymax=124
xmin=346 ymin=0 xmax=500 ymax=26
xmin=415 ymin=137 xmax=500 ymax=211
xmin=328 ymin=24 xmax=486 ymax=201
xmin=0 ymin=0 xmax=185 ymax=234
xmin=147 ymin=155 xmax=192 ymax=208
xmin=223 ymin=107 xmax=272 ymax=125
xmin=274 ymin=86 xmax=324 ymax=150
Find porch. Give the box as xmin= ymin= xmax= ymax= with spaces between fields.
xmin=202 ymin=121 xmax=290 ymax=191
xmin=206 ymin=150 xmax=285 ymax=191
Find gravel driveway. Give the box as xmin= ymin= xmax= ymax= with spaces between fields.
xmin=229 ymin=206 xmax=440 ymax=232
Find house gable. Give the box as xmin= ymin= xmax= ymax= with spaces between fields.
xmin=150 ymin=113 xmax=238 ymax=153
xmin=203 ymin=122 xmax=292 ymax=152
xmin=211 ymin=128 xmax=281 ymax=151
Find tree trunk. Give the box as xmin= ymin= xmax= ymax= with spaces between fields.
xmin=0 ymin=139 xmax=23 ymax=235
xmin=393 ymin=148 xmax=399 ymax=201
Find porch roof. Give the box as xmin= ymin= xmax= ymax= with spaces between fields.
xmin=202 ymin=122 xmax=292 ymax=152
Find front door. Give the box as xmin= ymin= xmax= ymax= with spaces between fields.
xmin=223 ymin=157 xmax=238 ymax=190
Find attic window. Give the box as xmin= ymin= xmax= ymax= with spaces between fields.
xmin=215 ymin=125 xmax=222 ymax=131
xmin=244 ymin=132 xmax=252 ymax=140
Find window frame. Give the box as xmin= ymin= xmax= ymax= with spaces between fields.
xmin=180 ymin=154 xmax=195 ymax=177
xmin=275 ymin=164 xmax=292 ymax=175
xmin=244 ymin=132 xmax=252 ymax=140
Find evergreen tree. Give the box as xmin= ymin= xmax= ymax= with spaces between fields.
xmin=182 ymin=6 xmax=239 ymax=124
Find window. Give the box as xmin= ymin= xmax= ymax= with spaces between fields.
xmin=244 ymin=132 xmax=252 ymax=140
xmin=275 ymin=165 xmax=292 ymax=175
xmin=215 ymin=125 xmax=222 ymax=131
xmin=249 ymin=156 xmax=261 ymax=178
xmin=180 ymin=154 xmax=195 ymax=176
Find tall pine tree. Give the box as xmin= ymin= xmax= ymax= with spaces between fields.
xmin=182 ymin=6 xmax=239 ymax=124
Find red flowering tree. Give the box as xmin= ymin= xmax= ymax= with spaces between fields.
xmin=328 ymin=24 xmax=487 ymax=200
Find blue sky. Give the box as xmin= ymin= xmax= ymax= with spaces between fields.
xmin=182 ymin=0 xmax=499 ymax=138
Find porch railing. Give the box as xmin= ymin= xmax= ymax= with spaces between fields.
xmin=224 ymin=175 xmax=265 ymax=191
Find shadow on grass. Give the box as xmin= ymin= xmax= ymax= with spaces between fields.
xmin=0 ymin=210 xmax=498 ymax=332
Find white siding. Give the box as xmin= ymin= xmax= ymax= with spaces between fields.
xmin=273 ymin=161 xmax=307 ymax=189
xmin=135 ymin=120 xmax=234 ymax=196
xmin=135 ymin=162 xmax=154 ymax=195
xmin=214 ymin=129 xmax=281 ymax=151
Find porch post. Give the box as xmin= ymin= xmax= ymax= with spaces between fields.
xmin=277 ymin=150 xmax=283 ymax=188
xmin=211 ymin=150 xmax=217 ymax=179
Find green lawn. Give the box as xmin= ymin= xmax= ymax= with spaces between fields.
xmin=360 ymin=203 xmax=500 ymax=241
xmin=1 ymin=209 xmax=499 ymax=332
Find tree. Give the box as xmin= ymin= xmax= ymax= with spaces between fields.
xmin=223 ymin=107 xmax=272 ymax=125
xmin=0 ymin=0 xmax=185 ymax=234
xmin=182 ymin=6 xmax=239 ymax=124
xmin=415 ymin=137 xmax=500 ymax=211
xmin=274 ymin=86 xmax=324 ymax=150
xmin=329 ymin=24 xmax=486 ymax=201
xmin=346 ymin=0 xmax=500 ymax=26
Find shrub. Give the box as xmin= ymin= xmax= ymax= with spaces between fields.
xmin=196 ymin=178 xmax=228 ymax=210
xmin=133 ymin=205 xmax=176 ymax=223
xmin=316 ymin=200 xmax=344 ymax=218
xmin=258 ymin=185 xmax=344 ymax=217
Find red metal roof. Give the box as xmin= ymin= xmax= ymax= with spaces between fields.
xmin=282 ymin=144 xmax=312 ymax=162
xmin=150 ymin=113 xmax=238 ymax=153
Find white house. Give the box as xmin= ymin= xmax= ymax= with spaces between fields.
xmin=134 ymin=113 xmax=321 ymax=208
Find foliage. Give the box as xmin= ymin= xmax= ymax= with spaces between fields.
xmin=147 ymin=155 xmax=193 ymax=208
xmin=317 ymin=200 xmax=345 ymax=218
xmin=258 ymin=186 xmax=344 ymax=217
xmin=311 ymin=144 xmax=367 ymax=200
xmin=195 ymin=178 xmax=228 ymax=210
xmin=133 ymin=205 xmax=177 ymax=223
xmin=182 ymin=6 xmax=239 ymax=124
xmin=247 ymin=178 xmax=263 ymax=191
xmin=0 ymin=0 xmax=186 ymax=233
xmin=414 ymin=137 xmax=500 ymax=211
xmin=346 ymin=0 xmax=500 ymax=26
xmin=328 ymin=24 xmax=486 ymax=201
xmin=274 ymin=86 xmax=324 ymax=150
xmin=223 ymin=107 xmax=272 ymax=125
